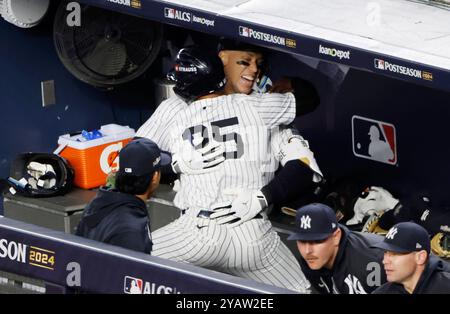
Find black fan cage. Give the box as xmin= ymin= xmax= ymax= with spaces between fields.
xmin=53 ymin=1 xmax=163 ymax=87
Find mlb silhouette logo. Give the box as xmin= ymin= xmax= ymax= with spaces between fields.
xmin=374 ymin=59 xmax=385 ymax=70
xmin=239 ymin=26 xmax=250 ymax=37
xmin=352 ymin=115 xmax=397 ymax=165
xmin=124 ymin=276 xmax=143 ymax=294
xmin=164 ymin=8 xmax=175 ymax=19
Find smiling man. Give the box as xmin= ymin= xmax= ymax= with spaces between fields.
xmin=136 ymin=42 xmax=323 ymax=292
xmin=288 ymin=203 xmax=387 ymax=294
xmin=371 ymin=222 xmax=450 ymax=294
xmin=217 ymin=38 xmax=319 ymax=115
xmin=219 ymin=48 xmax=264 ymax=95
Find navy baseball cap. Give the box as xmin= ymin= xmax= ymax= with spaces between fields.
xmin=287 ymin=203 xmax=339 ymax=241
xmin=117 ymin=138 xmax=170 ymax=176
xmin=371 ymin=222 xmax=431 ymax=254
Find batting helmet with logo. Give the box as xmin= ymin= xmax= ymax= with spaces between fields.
xmin=167 ymin=46 xmax=225 ymax=103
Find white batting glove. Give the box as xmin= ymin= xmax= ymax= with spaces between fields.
xmin=210 ymin=189 xmax=268 ymax=227
xmin=171 ymin=140 xmax=225 ymax=175
xmin=347 ymin=186 xmax=399 ymax=225
xmin=27 ymin=162 xmax=56 ymax=188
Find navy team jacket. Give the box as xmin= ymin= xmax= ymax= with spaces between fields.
xmin=76 ymin=187 xmax=152 ymax=254
xmin=299 ymin=225 xmax=387 ymax=294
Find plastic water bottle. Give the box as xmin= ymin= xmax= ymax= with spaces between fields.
xmin=81 ymin=129 xmax=103 ymax=141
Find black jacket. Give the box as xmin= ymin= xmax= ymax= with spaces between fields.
xmin=372 ymin=256 xmax=450 ymax=294
xmin=76 ymin=187 xmax=152 ymax=254
xmin=300 ymin=225 xmax=387 ymax=294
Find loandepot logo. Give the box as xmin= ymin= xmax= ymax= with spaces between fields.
xmin=374 ymin=59 xmax=433 ymax=81
xmin=352 ymin=115 xmax=397 ymax=166
xmin=192 ymin=15 xmax=215 ymax=27
xmin=124 ymin=276 xmax=181 ymax=294
xmin=319 ymin=44 xmax=350 ymax=60
xmin=239 ymin=26 xmax=296 ymax=48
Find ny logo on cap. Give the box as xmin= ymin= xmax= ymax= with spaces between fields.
xmin=386 ymin=227 xmax=398 ymax=240
xmin=416 ymin=243 xmax=422 ymax=249
xmin=300 ymin=215 xmax=311 ymax=230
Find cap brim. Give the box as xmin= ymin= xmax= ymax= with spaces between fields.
xmin=159 ymin=152 xmax=172 ymax=167
xmin=370 ymin=241 xmax=412 ymax=253
xmin=287 ymin=232 xmax=332 ymax=241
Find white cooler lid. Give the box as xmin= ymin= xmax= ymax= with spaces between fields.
xmin=58 ymin=124 xmax=136 ymax=150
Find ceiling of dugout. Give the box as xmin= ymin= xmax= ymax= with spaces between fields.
xmin=73 ymin=0 xmax=450 ymax=92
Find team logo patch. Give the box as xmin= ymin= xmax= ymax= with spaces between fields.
xmin=300 ymin=215 xmax=311 ymax=230
xmin=352 ymin=115 xmax=397 ymax=165
xmin=124 ymin=276 xmax=143 ymax=294
xmin=386 ymin=227 xmax=398 ymax=240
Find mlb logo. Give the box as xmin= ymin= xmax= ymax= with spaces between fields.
xmin=374 ymin=59 xmax=385 ymax=70
xmin=164 ymin=8 xmax=175 ymax=19
xmin=124 ymin=276 xmax=143 ymax=294
xmin=239 ymin=26 xmax=249 ymax=37
xmin=352 ymin=115 xmax=397 ymax=165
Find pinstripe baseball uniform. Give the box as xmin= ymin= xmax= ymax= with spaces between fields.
xmin=136 ymin=92 xmax=311 ymax=292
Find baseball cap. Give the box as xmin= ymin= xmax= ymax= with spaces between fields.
xmin=287 ymin=203 xmax=339 ymax=241
xmin=117 ymin=138 xmax=170 ymax=176
xmin=371 ymin=222 xmax=431 ymax=254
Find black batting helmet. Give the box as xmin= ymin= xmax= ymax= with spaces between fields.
xmin=7 ymin=153 xmax=74 ymax=197
xmin=167 ymin=46 xmax=225 ymax=103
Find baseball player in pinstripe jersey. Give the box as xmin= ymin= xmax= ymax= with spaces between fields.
xmin=136 ymin=43 xmax=322 ymax=292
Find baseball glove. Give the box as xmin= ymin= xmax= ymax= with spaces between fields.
xmin=431 ymin=232 xmax=450 ymax=258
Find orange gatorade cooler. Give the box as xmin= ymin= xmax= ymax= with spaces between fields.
xmin=57 ymin=124 xmax=135 ymax=189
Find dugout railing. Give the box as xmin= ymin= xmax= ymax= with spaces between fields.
xmin=0 ymin=216 xmax=294 ymax=294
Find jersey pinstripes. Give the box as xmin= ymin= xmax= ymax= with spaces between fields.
xmin=136 ymin=92 xmax=310 ymax=292
xmin=150 ymin=216 xmax=310 ymax=292
xmin=137 ymin=93 xmax=295 ymax=212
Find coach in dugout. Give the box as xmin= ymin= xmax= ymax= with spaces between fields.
xmin=287 ymin=203 xmax=387 ymax=294
xmin=371 ymin=222 xmax=450 ymax=294
xmin=76 ymin=138 xmax=170 ymax=253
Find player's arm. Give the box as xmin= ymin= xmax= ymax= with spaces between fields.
xmin=270 ymin=77 xmax=320 ymax=116
xmin=135 ymin=97 xmax=183 ymax=152
xmin=211 ymin=126 xmax=323 ymax=226
xmin=263 ymin=127 xmax=323 ymax=205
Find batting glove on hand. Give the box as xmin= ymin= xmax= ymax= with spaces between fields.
xmin=210 ymin=189 xmax=268 ymax=227
xmin=171 ymin=140 xmax=225 ymax=175
xmin=278 ymin=137 xmax=323 ymax=183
